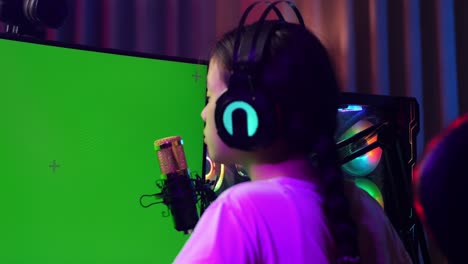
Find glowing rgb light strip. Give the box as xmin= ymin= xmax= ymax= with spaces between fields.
xmin=205 ymin=156 xmax=225 ymax=192
xmin=338 ymin=105 xmax=363 ymax=112
xmin=354 ymin=178 xmax=384 ymax=208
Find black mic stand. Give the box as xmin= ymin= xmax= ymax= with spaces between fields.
xmin=192 ymin=173 xmax=218 ymax=216
xmin=139 ymin=173 xmax=218 ymax=223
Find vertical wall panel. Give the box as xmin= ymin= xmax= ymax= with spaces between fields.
xmin=342 ymin=0 xmax=357 ymax=93
xmin=215 ymin=1 xmax=240 ymax=41
xmin=369 ymin=0 xmax=390 ymax=95
xmin=352 ymin=0 xmax=373 ymax=94
xmin=165 ymin=0 xmax=179 ymax=57
xmin=436 ymin=0 xmax=459 ymax=127
xmin=455 ymin=0 xmax=468 ymax=115
xmin=108 ymin=0 xmax=135 ymax=51
xmin=403 ymin=0 xmax=425 ymax=156
xmin=135 ymin=0 xmax=167 ymax=55
xmin=196 ymin=0 xmax=216 ymax=61
xmin=386 ymin=0 xmax=407 ymax=98
xmin=420 ymin=0 xmax=443 ymax=145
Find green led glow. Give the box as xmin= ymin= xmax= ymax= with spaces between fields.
xmin=354 ymin=178 xmax=384 ymax=208
xmin=223 ymin=101 xmax=259 ymax=136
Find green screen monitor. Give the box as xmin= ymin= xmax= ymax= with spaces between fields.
xmin=0 ymin=34 xmax=207 ymax=263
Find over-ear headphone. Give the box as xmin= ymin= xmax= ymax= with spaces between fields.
xmin=214 ymin=1 xmax=305 ymax=151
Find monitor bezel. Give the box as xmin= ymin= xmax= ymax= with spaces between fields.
xmin=0 ymin=32 xmax=209 ymax=66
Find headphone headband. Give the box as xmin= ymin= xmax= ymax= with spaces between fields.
xmin=233 ymin=0 xmax=306 ymax=65
xmin=232 ymin=1 xmax=285 ymax=65
xmin=215 ymin=0 xmax=307 ymax=151
xmin=248 ymin=1 xmax=306 ymax=63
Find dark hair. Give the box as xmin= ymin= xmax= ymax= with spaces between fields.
xmin=416 ymin=113 xmax=468 ymax=263
xmin=212 ymin=21 xmax=360 ymax=263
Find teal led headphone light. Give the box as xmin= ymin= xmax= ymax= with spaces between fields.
xmin=214 ymin=0 xmax=306 ymax=151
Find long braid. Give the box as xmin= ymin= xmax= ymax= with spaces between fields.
xmin=315 ymin=134 xmax=361 ymax=264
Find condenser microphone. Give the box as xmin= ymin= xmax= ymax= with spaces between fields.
xmin=154 ymin=136 xmax=199 ymax=234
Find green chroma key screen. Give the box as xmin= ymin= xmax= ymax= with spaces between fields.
xmin=0 ymin=35 xmax=207 ymax=263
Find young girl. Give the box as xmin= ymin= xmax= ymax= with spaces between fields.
xmin=174 ymin=19 xmax=412 ymax=264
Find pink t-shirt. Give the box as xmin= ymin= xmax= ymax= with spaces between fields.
xmin=173 ymin=177 xmax=412 ymax=264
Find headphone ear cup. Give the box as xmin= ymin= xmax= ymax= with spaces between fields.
xmin=215 ymin=88 xmax=278 ymax=151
